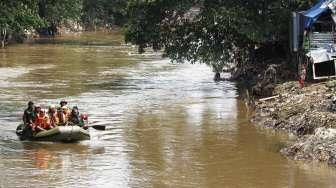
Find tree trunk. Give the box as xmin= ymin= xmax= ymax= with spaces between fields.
xmin=1 ymin=28 xmax=6 ymax=48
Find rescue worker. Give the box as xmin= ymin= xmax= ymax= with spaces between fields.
xmin=19 ymin=101 xmax=36 ymax=137
xmin=69 ymin=106 xmax=80 ymax=125
xmin=34 ymin=105 xmax=42 ymax=117
xmin=22 ymin=101 xmax=35 ymax=126
xmin=47 ymin=105 xmax=59 ymax=128
xmin=28 ymin=104 xmax=43 ymax=133
xmin=58 ymin=106 xmax=70 ymax=126
xmin=59 ymin=99 xmax=70 ymax=115
xmin=33 ymin=110 xmax=51 ymax=132
xmin=57 ymin=100 xmax=70 ymax=125
xmin=80 ymin=113 xmax=89 ymax=130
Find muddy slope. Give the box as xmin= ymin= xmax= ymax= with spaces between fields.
xmin=253 ymin=80 xmax=336 ymax=165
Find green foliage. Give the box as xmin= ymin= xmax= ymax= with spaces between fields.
xmin=125 ymin=0 xmax=322 ymax=72
xmin=0 ymin=0 xmax=43 ymax=33
xmin=0 ymin=0 xmax=83 ymax=44
xmin=37 ymin=0 xmax=82 ymax=34
xmin=82 ymin=0 xmax=128 ymax=29
xmin=38 ymin=0 xmax=82 ymax=24
xmin=0 ymin=0 xmax=130 ymax=46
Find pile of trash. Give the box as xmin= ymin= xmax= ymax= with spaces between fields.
xmin=253 ymin=80 xmax=336 ymax=165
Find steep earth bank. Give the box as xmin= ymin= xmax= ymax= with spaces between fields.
xmin=252 ymin=80 xmax=336 ymax=165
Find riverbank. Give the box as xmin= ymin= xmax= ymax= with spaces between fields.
xmin=3 ymin=22 xmax=124 ymax=47
xmin=252 ymin=80 xmax=336 ymax=165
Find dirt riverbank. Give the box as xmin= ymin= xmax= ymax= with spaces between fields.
xmin=252 ymin=80 xmax=336 ymax=165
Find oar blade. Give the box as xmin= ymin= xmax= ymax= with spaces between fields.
xmin=91 ymin=125 xmax=106 ymax=131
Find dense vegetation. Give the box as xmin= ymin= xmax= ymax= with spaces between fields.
xmin=37 ymin=0 xmax=83 ymax=35
xmin=0 ymin=0 xmax=128 ymax=47
xmin=0 ymin=0 xmax=41 ymax=47
xmin=82 ymin=0 xmax=128 ymax=30
xmin=125 ymin=0 xmax=319 ymax=76
xmin=0 ymin=0 xmax=321 ymax=79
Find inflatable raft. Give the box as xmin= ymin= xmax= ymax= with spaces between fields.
xmin=16 ymin=125 xmax=90 ymax=142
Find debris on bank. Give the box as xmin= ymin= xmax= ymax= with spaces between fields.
xmin=282 ymin=127 xmax=336 ymax=165
xmin=253 ymin=80 xmax=336 ymax=165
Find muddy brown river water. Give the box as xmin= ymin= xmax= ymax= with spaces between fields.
xmin=0 ymin=31 xmax=336 ymax=188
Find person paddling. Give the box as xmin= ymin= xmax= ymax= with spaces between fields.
xmin=23 ymin=101 xmax=35 ymax=126
xmin=20 ymin=101 xmax=36 ymax=136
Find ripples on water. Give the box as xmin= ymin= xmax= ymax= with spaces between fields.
xmin=1 ymin=32 xmax=336 ymax=188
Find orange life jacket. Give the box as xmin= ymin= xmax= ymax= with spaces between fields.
xmin=34 ymin=114 xmax=50 ymax=130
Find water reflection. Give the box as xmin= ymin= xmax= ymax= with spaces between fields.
xmin=31 ymin=148 xmax=55 ymax=170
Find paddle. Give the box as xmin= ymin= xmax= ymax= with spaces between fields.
xmin=88 ymin=125 xmax=106 ymax=131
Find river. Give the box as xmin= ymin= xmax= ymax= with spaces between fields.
xmin=0 ymin=31 xmax=336 ymax=188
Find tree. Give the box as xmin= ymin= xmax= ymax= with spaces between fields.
xmin=0 ymin=0 xmax=83 ymax=46
xmin=125 ymin=0 xmax=320 ymax=76
xmin=82 ymin=0 xmax=128 ymax=30
xmin=0 ymin=0 xmax=131 ymax=47
xmin=37 ymin=0 xmax=83 ymax=35
xmin=0 ymin=0 xmax=43 ymax=47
